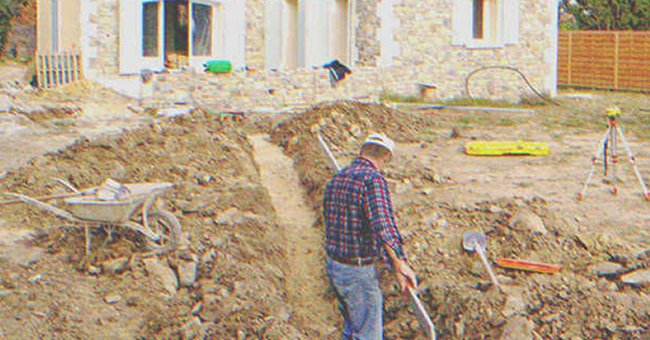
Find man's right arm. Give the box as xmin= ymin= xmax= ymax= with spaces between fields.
xmin=383 ymin=244 xmax=418 ymax=292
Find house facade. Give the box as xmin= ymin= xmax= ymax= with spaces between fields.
xmin=37 ymin=0 xmax=559 ymax=108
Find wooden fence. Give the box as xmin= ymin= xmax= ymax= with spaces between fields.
xmin=558 ymin=31 xmax=650 ymax=91
xmin=35 ymin=53 xmax=82 ymax=89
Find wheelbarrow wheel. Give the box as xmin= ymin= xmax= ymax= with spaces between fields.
xmin=143 ymin=210 xmax=183 ymax=250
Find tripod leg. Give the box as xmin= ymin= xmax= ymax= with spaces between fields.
xmin=611 ymin=125 xmax=619 ymax=195
xmin=578 ymin=127 xmax=610 ymax=200
xmin=616 ymin=126 xmax=650 ymax=200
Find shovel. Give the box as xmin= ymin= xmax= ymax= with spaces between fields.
xmin=462 ymin=231 xmax=501 ymax=290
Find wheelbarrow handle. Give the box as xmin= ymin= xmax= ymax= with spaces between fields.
xmin=0 ymin=190 xmax=94 ymax=205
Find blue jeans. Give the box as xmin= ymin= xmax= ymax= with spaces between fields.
xmin=326 ymin=256 xmax=383 ymax=340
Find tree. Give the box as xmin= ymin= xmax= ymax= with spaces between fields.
xmin=560 ymin=0 xmax=650 ymax=30
xmin=0 ymin=0 xmax=28 ymax=56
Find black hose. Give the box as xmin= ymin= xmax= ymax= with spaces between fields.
xmin=464 ymin=65 xmax=561 ymax=106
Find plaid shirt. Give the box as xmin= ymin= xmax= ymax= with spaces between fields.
xmin=323 ymin=157 xmax=405 ymax=262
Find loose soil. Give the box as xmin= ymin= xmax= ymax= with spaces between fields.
xmin=0 ymin=85 xmax=649 ymax=339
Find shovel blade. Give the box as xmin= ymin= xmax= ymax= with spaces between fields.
xmin=462 ymin=231 xmax=487 ymax=252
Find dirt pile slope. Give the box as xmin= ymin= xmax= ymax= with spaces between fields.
xmin=271 ymin=100 xmax=436 ymax=211
xmin=0 ymin=112 xmax=307 ymax=338
xmin=271 ymin=101 xmax=650 ymax=339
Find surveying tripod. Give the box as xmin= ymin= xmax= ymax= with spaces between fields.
xmin=578 ymin=107 xmax=650 ymax=201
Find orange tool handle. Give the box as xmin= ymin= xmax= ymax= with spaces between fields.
xmin=496 ymin=258 xmax=561 ymax=274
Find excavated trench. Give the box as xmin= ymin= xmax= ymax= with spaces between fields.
xmin=0 ymin=101 xmax=648 ymax=339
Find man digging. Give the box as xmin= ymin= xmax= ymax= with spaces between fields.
xmin=323 ymin=133 xmax=418 ymax=339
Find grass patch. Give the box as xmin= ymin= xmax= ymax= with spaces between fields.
xmin=440 ymin=97 xmax=518 ymax=108
xmin=380 ymin=92 xmax=424 ymax=104
xmin=496 ymin=118 xmax=516 ymax=126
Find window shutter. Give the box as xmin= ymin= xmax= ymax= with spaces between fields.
xmin=264 ymin=0 xmax=282 ymax=69
xmin=119 ymin=0 xmax=144 ymax=74
xmin=303 ymin=0 xmax=330 ymax=67
xmin=502 ymin=0 xmax=520 ymax=45
xmin=223 ymin=0 xmax=246 ymax=67
xmin=452 ymin=0 xmax=472 ymax=46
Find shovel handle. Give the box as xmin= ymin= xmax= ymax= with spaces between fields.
xmin=475 ymin=244 xmax=501 ymax=290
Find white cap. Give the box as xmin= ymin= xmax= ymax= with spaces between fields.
xmin=362 ymin=134 xmax=395 ymax=154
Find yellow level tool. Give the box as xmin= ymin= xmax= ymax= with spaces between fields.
xmin=465 ymin=141 xmax=550 ymax=156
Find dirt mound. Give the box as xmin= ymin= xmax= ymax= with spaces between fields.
xmin=0 ymin=111 xmax=308 ymax=338
xmin=271 ymin=100 xmax=436 ymax=211
xmin=271 ymin=101 xmax=650 ymax=339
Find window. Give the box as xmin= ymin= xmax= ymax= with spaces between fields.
xmin=192 ymin=3 xmax=213 ymax=56
xmin=452 ymin=0 xmax=520 ymax=48
xmin=473 ymin=0 xmax=484 ymax=39
xmin=143 ymin=2 xmax=159 ymax=57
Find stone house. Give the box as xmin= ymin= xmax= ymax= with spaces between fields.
xmin=36 ymin=0 xmax=559 ymax=108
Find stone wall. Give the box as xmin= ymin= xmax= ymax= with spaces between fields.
xmin=383 ymin=0 xmax=557 ymax=101
xmin=83 ymin=0 xmax=120 ymax=78
xmin=355 ymin=0 xmax=381 ymax=67
xmin=143 ymin=66 xmax=391 ymax=112
xmin=245 ymin=0 xmax=265 ymax=70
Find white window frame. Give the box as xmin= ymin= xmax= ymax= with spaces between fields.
xmin=266 ymin=0 xmax=354 ymax=70
xmin=189 ymin=0 xmax=224 ymax=71
xmin=51 ymin=0 xmax=61 ymax=52
xmin=467 ymin=0 xmax=501 ymax=49
xmin=452 ymin=0 xmax=519 ymax=50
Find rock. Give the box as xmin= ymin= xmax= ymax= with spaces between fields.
xmin=488 ymin=205 xmax=505 ymax=214
xmin=621 ymin=269 xmax=650 ymax=286
xmin=589 ymin=262 xmax=622 ymax=278
xmin=500 ymin=316 xmax=534 ymax=340
xmin=510 ymin=209 xmax=547 ymax=235
xmin=178 ymin=260 xmax=198 ymax=287
xmin=0 ymin=231 xmax=46 ymax=268
xmin=157 ymin=106 xmax=193 ymax=118
xmin=496 ymin=275 xmax=516 ymax=286
xmin=87 ymin=266 xmax=102 ymax=275
xmin=101 ymin=257 xmax=131 ymax=275
xmin=597 ymin=278 xmax=618 ymax=292
xmin=272 ymin=302 xmax=292 ymax=322
xmin=421 ymin=212 xmax=440 ymax=227
xmin=0 ymin=94 xmax=13 ymax=112
xmin=191 ymin=301 xmax=203 ymax=315
xmin=181 ymin=317 xmax=202 ymax=340
xmin=197 ymin=174 xmax=213 ymax=185
xmin=215 ymin=208 xmax=246 ymax=225
xmin=17 ymin=248 xmax=45 ymax=268
xmin=200 ymin=249 xmax=216 ymax=265
xmin=143 ymin=257 xmax=178 ymax=295
xmin=28 ymin=274 xmax=42 ymax=283
xmin=420 ymin=187 xmax=435 ymax=196
xmin=200 ymin=294 xmax=223 ymax=322
xmin=104 ymin=294 xmax=122 ymax=304
xmin=540 ymin=313 xmax=560 ymax=324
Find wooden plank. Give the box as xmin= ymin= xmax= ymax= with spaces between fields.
xmin=35 ymin=55 xmax=42 ymax=88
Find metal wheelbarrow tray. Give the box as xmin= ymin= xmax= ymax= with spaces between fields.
xmin=63 ymin=183 xmax=174 ymax=223
xmin=4 ymin=180 xmax=182 ymax=253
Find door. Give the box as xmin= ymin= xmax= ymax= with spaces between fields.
xmin=120 ymin=0 xmax=164 ymax=74
xmin=189 ymin=0 xmax=222 ymax=71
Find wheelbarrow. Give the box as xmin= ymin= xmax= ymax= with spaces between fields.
xmin=2 ymin=178 xmax=184 ymax=256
